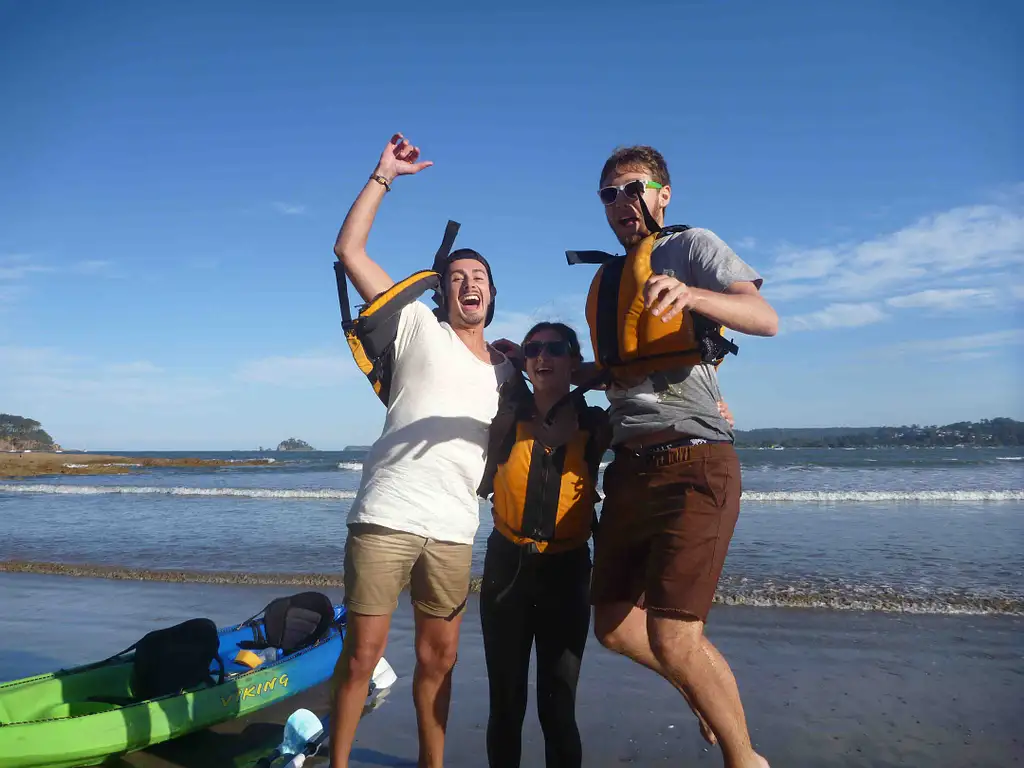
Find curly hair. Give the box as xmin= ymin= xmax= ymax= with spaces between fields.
xmin=599 ymin=145 xmax=671 ymax=188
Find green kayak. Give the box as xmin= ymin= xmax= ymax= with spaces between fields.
xmin=0 ymin=592 xmax=346 ymax=768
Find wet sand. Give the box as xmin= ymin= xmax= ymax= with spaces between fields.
xmin=0 ymin=561 xmax=488 ymax=593
xmin=1 ymin=573 xmax=1020 ymax=767
xmin=0 ymin=452 xmax=271 ymax=478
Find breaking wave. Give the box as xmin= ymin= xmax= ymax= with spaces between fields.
xmin=337 ymin=462 xmax=363 ymax=471
xmin=2 ymin=483 xmax=1019 ymax=503
xmin=0 ymin=484 xmax=357 ymax=500
xmin=742 ymin=490 xmax=1023 ymax=502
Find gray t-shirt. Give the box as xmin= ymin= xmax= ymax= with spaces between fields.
xmin=605 ymin=227 xmax=763 ymax=446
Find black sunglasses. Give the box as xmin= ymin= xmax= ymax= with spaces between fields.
xmin=523 ymin=340 xmax=569 ymax=358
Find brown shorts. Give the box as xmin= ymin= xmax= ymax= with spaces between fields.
xmin=343 ymin=522 xmax=472 ymax=620
xmin=590 ymin=441 xmax=741 ymax=623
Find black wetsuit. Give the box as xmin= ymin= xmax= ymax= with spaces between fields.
xmin=479 ymin=528 xmax=592 ymax=768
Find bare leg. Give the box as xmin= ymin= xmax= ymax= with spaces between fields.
xmin=594 ymin=602 xmax=717 ymax=745
xmin=329 ymin=611 xmax=392 ymax=768
xmin=647 ymin=612 xmax=767 ymax=768
xmin=413 ymin=607 xmax=463 ymax=768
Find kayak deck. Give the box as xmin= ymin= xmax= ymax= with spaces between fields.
xmin=0 ymin=659 xmax=134 ymax=724
xmin=0 ymin=593 xmax=347 ymax=768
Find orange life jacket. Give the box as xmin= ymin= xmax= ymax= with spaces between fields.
xmin=479 ymin=375 xmax=607 ymax=553
xmin=570 ymin=225 xmax=738 ymax=384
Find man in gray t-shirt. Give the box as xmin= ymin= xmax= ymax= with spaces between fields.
xmin=606 ymin=226 xmax=765 ymax=446
xmin=584 ymin=145 xmax=777 ymax=768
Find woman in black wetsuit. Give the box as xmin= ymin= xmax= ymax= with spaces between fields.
xmin=478 ymin=322 xmax=734 ymax=766
xmin=477 ymin=321 xmax=607 ymax=768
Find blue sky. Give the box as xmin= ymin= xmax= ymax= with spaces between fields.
xmin=1 ymin=0 xmax=1021 ymax=450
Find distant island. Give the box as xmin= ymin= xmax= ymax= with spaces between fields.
xmin=277 ymin=438 xmax=315 ymax=451
xmin=734 ymin=418 xmax=1022 ymax=448
xmin=1 ymin=413 xmax=57 ymax=452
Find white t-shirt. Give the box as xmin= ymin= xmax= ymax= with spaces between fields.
xmin=347 ymin=300 xmax=515 ymax=544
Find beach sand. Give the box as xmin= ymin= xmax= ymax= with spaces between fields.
xmin=1 ymin=573 xmax=1020 ymax=767
xmin=0 ymin=453 xmax=271 ymax=478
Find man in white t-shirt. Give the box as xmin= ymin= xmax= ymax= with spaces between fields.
xmin=329 ymin=133 xmax=516 ymax=768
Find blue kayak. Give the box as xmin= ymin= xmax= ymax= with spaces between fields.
xmin=0 ymin=591 xmax=347 ymax=768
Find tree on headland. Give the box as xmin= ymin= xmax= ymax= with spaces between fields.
xmin=734 ymin=418 xmax=1022 ymax=448
xmin=0 ymin=414 xmax=56 ymax=451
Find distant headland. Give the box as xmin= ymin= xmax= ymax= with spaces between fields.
xmin=0 ymin=413 xmax=57 ymax=452
xmin=734 ymin=418 xmax=1022 ymax=449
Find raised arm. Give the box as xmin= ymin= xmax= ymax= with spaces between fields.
xmin=642 ymin=230 xmax=779 ymax=337
xmin=333 ymin=133 xmax=434 ymax=302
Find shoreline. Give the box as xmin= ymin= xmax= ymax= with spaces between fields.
xmin=0 ymin=451 xmax=273 ymax=477
xmin=0 ymin=559 xmax=485 ymax=592
xmin=3 ymin=561 xmax=1020 ymax=616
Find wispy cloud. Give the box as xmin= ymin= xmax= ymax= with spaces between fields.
xmin=0 ymin=347 xmax=221 ymax=406
xmin=236 ymin=352 xmax=353 ymax=388
xmin=0 ymin=284 xmax=24 ymax=305
xmin=873 ymin=329 xmax=1024 ymax=363
xmin=763 ymin=195 xmax=1024 ymax=307
xmin=784 ymin=302 xmax=888 ymax=333
xmin=0 ymin=345 xmax=80 ymax=369
xmin=736 ymin=237 xmax=757 ymax=251
xmin=272 ymin=202 xmax=307 ymax=216
xmin=188 ymin=257 xmax=222 ymax=271
xmin=885 ymin=288 xmax=998 ymax=312
xmin=72 ymin=260 xmax=114 ymax=275
xmin=105 ymin=361 xmax=164 ymax=376
xmin=0 ymin=254 xmax=53 ymax=280
xmin=0 ymin=254 xmax=116 ymax=283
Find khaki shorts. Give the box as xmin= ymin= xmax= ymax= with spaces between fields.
xmin=343 ymin=522 xmax=473 ymax=619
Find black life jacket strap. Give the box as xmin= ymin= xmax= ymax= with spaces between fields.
xmin=429 ymin=220 xmax=461 ymax=311
xmin=541 ymin=369 xmax=612 ymax=429
xmin=566 ymin=249 xmax=617 ymax=265
xmin=477 ymin=372 xmax=533 ymax=499
xmin=637 ymin=192 xmax=662 ymax=235
xmin=594 ymin=258 xmax=624 ymax=366
xmin=334 ymin=260 xmax=354 ymax=330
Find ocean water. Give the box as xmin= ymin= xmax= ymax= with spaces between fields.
xmin=1 ymin=447 xmax=1021 ymax=615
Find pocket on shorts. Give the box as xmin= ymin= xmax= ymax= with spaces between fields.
xmin=696 ymin=453 xmax=740 ymax=575
xmin=343 ymin=525 xmax=422 ymax=613
xmin=413 ymin=540 xmax=473 ymax=618
xmin=700 ymin=454 xmax=735 ymax=509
